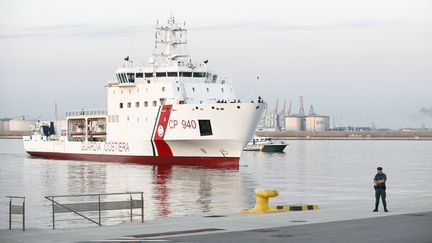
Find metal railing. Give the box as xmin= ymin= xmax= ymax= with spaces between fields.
xmin=66 ymin=109 xmax=107 ymax=117
xmin=7 ymin=196 xmax=25 ymax=231
xmin=44 ymin=192 xmax=144 ymax=229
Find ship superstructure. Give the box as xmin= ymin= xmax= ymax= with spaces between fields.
xmin=23 ymin=16 xmax=266 ymax=167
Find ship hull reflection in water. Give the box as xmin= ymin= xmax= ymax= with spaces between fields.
xmin=154 ymin=165 xmax=171 ymax=217
xmin=150 ymin=163 xmax=242 ymax=219
xmin=11 ymin=156 xmax=243 ymax=228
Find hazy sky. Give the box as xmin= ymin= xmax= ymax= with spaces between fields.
xmin=1 ymin=0 xmax=431 ymax=129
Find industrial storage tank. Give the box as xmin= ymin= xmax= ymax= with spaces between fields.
xmin=0 ymin=119 xmax=10 ymax=131
xmin=305 ymin=115 xmax=330 ymax=132
xmin=8 ymin=119 xmax=36 ymax=131
xmin=285 ymin=116 xmax=304 ymax=131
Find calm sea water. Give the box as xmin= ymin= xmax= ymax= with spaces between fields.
xmin=1 ymin=139 xmax=431 ymax=229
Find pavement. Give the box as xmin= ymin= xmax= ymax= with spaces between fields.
xmin=1 ymin=199 xmax=432 ymax=243
xmin=160 ymin=212 xmax=432 ymax=243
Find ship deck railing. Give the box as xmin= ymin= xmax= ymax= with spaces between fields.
xmin=66 ymin=109 xmax=107 ymax=118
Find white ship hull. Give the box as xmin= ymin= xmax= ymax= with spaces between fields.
xmin=24 ymin=17 xmax=267 ymax=168
xmin=24 ymin=103 xmax=265 ymax=168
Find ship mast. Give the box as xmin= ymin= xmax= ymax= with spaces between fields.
xmin=153 ymin=15 xmax=189 ymax=66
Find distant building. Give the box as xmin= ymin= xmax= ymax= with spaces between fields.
xmin=331 ymin=126 xmax=372 ymax=132
xmin=262 ymin=113 xmax=280 ymax=130
xmin=305 ymin=115 xmax=330 ymax=132
xmin=0 ymin=118 xmax=37 ymax=131
xmin=400 ymin=128 xmax=431 ymax=132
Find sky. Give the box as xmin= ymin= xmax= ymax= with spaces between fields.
xmin=0 ymin=0 xmax=431 ymax=129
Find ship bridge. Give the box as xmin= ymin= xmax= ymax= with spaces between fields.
xmin=106 ymin=16 xmax=237 ymax=107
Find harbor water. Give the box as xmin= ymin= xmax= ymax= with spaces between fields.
xmin=1 ymin=139 xmax=431 ymax=229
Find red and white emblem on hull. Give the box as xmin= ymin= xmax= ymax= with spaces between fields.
xmin=157 ymin=125 xmax=164 ymax=137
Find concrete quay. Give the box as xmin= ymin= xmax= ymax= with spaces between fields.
xmin=1 ymin=199 xmax=432 ymax=243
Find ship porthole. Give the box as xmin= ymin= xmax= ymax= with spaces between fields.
xmin=237 ymin=106 xmax=240 ymax=109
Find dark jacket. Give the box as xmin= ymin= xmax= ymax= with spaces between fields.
xmin=374 ymin=172 xmax=387 ymax=190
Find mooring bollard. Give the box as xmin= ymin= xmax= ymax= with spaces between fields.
xmin=241 ymin=189 xmax=319 ymax=214
xmin=241 ymin=189 xmax=281 ymax=214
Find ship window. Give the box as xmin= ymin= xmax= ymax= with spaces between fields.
xmin=122 ymin=73 xmax=127 ymax=83
xmin=198 ymin=120 xmax=213 ymax=136
xmin=152 ymin=101 xmax=157 ymax=106
xmin=127 ymin=102 xmax=131 ymax=108
xmin=144 ymin=101 xmax=148 ymax=107
xmin=221 ymin=88 xmax=224 ymax=92
xmin=193 ymin=72 xmax=205 ymax=78
xmin=212 ymin=75 xmax=217 ymax=82
xmin=119 ymin=103 xmax=123 ymax=108
xmin=136 ymin=72 xmax=143 ymax=78
xmin=206 ymin=88 xmax=209 ymax=92
xmin=135 ymin=102 xmax=140 ymax=107
xmin=127 ymin=73 xmax=135 ymax=83
xmin=162 ymin=87 xmax=166 ymax=91
xmin=192 ymin=87 xmax=195 ymax=92
xmin=145 ymin=73 xmax=153 ymax=78
xmin=167 ymin=72 xmax=178 ymax=77
xmin=156 ymin=72 xmax=167 ymax=77
xmin=177 ymin=87 xmax=180 ymax=92
xmin=180 ymin=72 xmax=192 ymax=77
xmin=116 ymin=74 xmax=120 ymax=82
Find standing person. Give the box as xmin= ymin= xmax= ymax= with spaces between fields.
xmin=373 ymin=167 xmax=388 ymax=212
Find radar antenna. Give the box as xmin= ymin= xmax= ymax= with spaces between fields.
xmin=152 ymin=15 xmax=188 ymax=65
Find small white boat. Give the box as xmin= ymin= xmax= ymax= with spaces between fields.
xmin=244 ymin=137 xmax=287 ymax=152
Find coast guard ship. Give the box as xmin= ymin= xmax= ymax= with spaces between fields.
xmin=23 ymin=16 xmax=266 ymax=167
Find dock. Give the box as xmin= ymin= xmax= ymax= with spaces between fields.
xmin=1 ymin=198 xmax=431 ymax=242
xmin=256 ymin=130 xmax=432 ymax=140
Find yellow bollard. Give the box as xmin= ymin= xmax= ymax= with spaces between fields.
xmin=240 ymin=189 xmax=319 ymax=214
xmin=241 ymin=189 xmax=286 ymax=214
xmin=254 ymin=189 xmax=278 ymax=212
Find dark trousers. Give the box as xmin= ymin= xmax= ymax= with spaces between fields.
xmin=375 ymin=189 xmax=387 ymax=209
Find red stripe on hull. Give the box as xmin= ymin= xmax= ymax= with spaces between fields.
xmin=153 ymin=105 xmax=173 ymax=156
xmin=26 ymin=151 xmax=239 ymax=169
